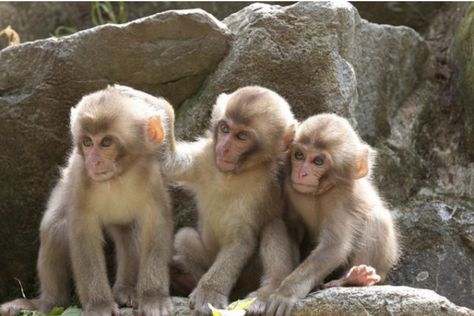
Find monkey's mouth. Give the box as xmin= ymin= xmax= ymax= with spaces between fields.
xmin=216 ymin=158 xmax=238 ymax=172
xmin=291 ymin=181 xmax=319 ymax=193
xmin=89 ymin=170 xmax=116 ymax=182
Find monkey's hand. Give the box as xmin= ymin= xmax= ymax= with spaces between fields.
xmin=138 ymin=294 xmax=173 ymax=316
xmin=265 ymin=290 xmax=298 ymax=316
xmin=245 ymin=285 xmax=274 ymax=315
xmin=189 ymin=285 xmax=228 ymax=316
xmin=0 ymin=298 xmax=37 ymax=316
xmin=82 ymin=301 xmax=120 ymax=316
xmin=113 ymin=285 xmax=138 ymax=308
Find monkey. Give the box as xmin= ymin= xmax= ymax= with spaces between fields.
xmin=266 ymin=113 xmax=400 ymax=316
xmin=0 ymin=85 xmax=176 ymax=316
xmin=165 ymin=86 xmax=297 ymax=316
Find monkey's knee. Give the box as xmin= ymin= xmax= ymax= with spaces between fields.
xmin=174 ymin=227 xmax=200 ymax=252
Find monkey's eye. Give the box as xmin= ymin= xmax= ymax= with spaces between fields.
xmin=100 ymin=136 xmax=113 ymax=147
xmin=220 ymin=122 xmax=230 ymax=134
xmin=313 ymin=155 xmax=325 ymax=166
xmin=236 ymin=131 xmax=248 ymax=141
xmin=294 ymin=151 xmax=304 ymax=160
xmin=83 ymin=136 xmax=93 ymax=147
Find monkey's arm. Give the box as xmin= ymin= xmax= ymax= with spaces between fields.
xmin=164 ymin=139 xmax=208 ymax=183
xmin=259 ymin=218 xmax=295 ymax=290
xmin=189 ymin=228 xmax=258 ymax=315
xmin=136 ymin=199 xmax=173 ymax=315
xmin=266 ymin=213 xmax=354 ymax=316
xmin=68 ymin=212 xmax=119 ymax=314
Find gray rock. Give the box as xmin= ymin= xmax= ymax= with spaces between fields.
xmin=293 ymin=286 xmax=474 ymax=316
xmin=175 ymin=2 xmax=429 ymax=145
xmin=118 ymin=288 xmax=474 ymax=316
xmin=0 ymin=9 xmax=230 ymax=301
xmin=389 ymin=199 xmax=474 ymax=309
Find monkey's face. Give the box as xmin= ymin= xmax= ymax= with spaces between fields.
xmin=81 ymin=133 xmax=123 ymax=182
xmin=214 ymin=119 xmax=257 ymax=173
xmin=290 ymin=144 xmax=332 ymax=194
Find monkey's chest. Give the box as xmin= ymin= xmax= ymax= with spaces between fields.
xmin=86 ymin=182 xmax=151 ymax=225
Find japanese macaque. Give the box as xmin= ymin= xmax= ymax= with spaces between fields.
xmin=0 ymin=85 xmax=175 ymax=316
xmin=167 ymin=86 xmax=296 ymax=316
xmin=266 ymin=113 xmax=400 ymax=316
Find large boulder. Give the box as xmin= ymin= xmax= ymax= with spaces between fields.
xmin=0 ymin=9 xmax=230 ymax=301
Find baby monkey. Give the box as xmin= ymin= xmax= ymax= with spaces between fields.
xmin=0 ymin=85 xmax=175 ymax=316
xmin=267 ymin=113 xmax=400 ymax=316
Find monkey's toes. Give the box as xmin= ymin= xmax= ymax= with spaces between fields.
xmin=346 ymin=265 xmax=381 ymax=286
xmin=113 ymin=285 xmax=138 ymax=308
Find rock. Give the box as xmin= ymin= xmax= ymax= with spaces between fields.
xmin=174 ymin=1 xmax=429 ymax=145
xmin=0 ymin=9 xmax=230 ymax=301
xmin=453 ymin=4 xmax=474 ymax=160
xmin=353 ymin=2 xmax=446 ymax=33
xmin=119 ymin=288 xmax=474 ymax=316
xmin=389 ymin=198 xmax=474 ymax=309
xmin=293 ymin=286 xmax=474 ymax=316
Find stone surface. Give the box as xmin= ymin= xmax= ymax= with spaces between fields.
xmin=174 ymin=1 xmax=429 ymax=145
xmin=293 ymin=286 xmax=474 ymax=316
xmin=389 ymin=198 xmax=474 ymax=309
xmin=453 ymin=4 xmax=474 ymax=160
xmin=0 ymin=9 xmax=230 ymax=301
xmin=122 ymin=287 xmax=474 ymax=316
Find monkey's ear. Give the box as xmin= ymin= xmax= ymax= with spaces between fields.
xmin=146 ymin=116 xmax=165 ymax=145
xmin=353 ymin=146 xmax=369 ymax=179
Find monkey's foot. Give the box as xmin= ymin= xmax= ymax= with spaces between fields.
xmin=0 ymin=298 xmax=37 ymax=316
xmin=266 ymin=292 xmax=298 ymax=316
xmin=323 ymin=265 xmax=381 ymax=288
xmin=113 ymin=285 xmax=137 ymax=308
xmin=189 ymin=286 xmax=228 ymax=316
xmin=138 ymin=295 xmax=173 ymax=316
xmin=245 ymin=285 xmax=275 ymax=315
xmin=82 ymin=301 xmax=120 ymax=316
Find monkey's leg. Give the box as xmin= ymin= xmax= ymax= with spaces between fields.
xmin=68 ymin=215 xmax=119 ymax=316
xmin=36 ymin=215 xmax=71 ymax=312
xmin=108 ymin=224 xmax=139 ymax=308
xmin=173 ymin=227 xmax=213 ymax=283
xmin=136 ymin=204 xmax=173 ymax=316
xmin=321 ymin=265 xmax=381 ymax=288
xmin=189 ymin=228 xmax=258 ymax=316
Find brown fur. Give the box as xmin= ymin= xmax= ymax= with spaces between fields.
xmin=0 ymin=85 xmax=176 ymax=316
xmin=166 ymin=86 xmax=296 ymax=316
xmin=266 ymin=113 xmax=400 ymax=316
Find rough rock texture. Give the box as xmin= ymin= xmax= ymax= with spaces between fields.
xmin=1 ymin=1 xmax=474 ymax=313
xmin=293 ymin=286 xmax=474 ymax=316
xmin=0 ymin=8 xmax=230 ymax=301
xmin=121 ymin=287 xmax=474 ymax=316
xmin=174 ymin=1 xmax=429 ymax=145
xmin=453 ymin=4 xmax=474 ymax=160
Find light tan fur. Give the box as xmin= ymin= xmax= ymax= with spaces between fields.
xmin=266 ymin=113 xmax=400 ymax=316
xmin=0 ymin=85 xmax=176 ymax=316
xmin=166 ymin=86 xmax=296 ymax=316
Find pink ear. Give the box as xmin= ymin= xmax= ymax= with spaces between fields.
xmin=146 ymin=116 xmax=165 ymax=145
xmin=353 ymin=146 xmax=369 ymax=179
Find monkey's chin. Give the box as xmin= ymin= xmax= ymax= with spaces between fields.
xmin=216 ymin=159 xmax=238 ymax=173
xmin=291 ymin=182 xmax=319 ymax=194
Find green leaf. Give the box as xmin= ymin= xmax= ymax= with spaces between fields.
xmin=208 ymin=304 xmax=245 ymax=316
xmin=47 ymin=307 xmax=65 ymax=315
xmin=60 ymin=307 xmax=81 ymax=316
xmin=226 ymin=297 xmax=256 ymax=310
